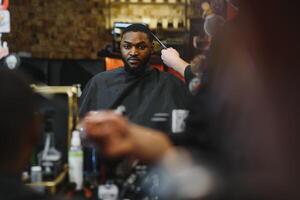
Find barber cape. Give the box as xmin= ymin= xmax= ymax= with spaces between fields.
xmin=79 ymin=66 xmax=189 ymax=132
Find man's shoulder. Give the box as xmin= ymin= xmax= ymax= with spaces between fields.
xmin=155 ymin=69 xmax=184 ymax=84
xmin=91 ymin=67 xmax=124 ymax=81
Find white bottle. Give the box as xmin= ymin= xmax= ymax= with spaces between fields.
xmin=30 ymin=166 xmax=45 ymax=193
xmin=68 ymin=130 xmax=84 ymax=190
xmin=98 ymin=182 xmax=119 ymax=200
xmin=30 ymin=166 xmax=42 ymax=183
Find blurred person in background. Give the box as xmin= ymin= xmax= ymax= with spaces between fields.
xmin=193 ymin=1 xmax=225 ymax=52
xmin=161 ymin=1 xmax=225 ymax=89
xmin=0 ymin=70 xmax=63 ymax=200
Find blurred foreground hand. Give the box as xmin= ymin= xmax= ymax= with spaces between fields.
xmin=82 ymin=111 xmax=173 ymax=162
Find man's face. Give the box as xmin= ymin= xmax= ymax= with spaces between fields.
xmin=121 ymin=31 xmax=153 ymax=70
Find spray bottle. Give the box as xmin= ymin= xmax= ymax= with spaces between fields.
xmin=68 ymin=130 xmax=84 ymax=190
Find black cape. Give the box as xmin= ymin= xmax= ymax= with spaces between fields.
xmin=79 ymin=67 xmax=189 ymax=132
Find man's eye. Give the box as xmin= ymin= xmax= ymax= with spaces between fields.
xmin=123 ymin=44 xmax=131 ymax=49
xmin=137 ymin=45 xmax=146 ymax=50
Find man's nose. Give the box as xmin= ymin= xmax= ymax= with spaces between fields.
xmin=129 ymin=47 xmax=138 ymax=56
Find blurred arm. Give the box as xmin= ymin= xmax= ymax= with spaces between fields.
xmin=83 ymin=111 xmax=173 ymax=163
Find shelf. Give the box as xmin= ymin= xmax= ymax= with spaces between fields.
xmin=26 ymin=165 xmax=68 ymax=194
xmin=109 ymin=2 xmax=187 ymax=5
xmin=107 ymin=0 xmax=189 ymax=30
xmin=157 ymin=28 xmax=186 ymax=32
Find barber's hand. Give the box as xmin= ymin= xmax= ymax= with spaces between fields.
xmin=161 ymin=48 xmax=190 ymax=76
xmin=83 ymin=111 xmax=133 ymax=158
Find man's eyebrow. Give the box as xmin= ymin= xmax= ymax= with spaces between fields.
xmin=122 ymin=41 xmax=147 ymax=45
xmin=123 ymin=41 xmax=131 ymax=44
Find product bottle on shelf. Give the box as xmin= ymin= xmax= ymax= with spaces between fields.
xmin=68 ymin=130 xmax=84 ymax=190
xmin=30 ymin=166 xmax=45 ymax=193
xmin=38 ymin=109 xmax=62 ymax=180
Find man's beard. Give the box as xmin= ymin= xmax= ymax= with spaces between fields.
xmin=123 ymin=55 xmax=151 ymax=76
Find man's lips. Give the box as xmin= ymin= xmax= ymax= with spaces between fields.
xmin=127 ymin=58 xmax=141 ymax=65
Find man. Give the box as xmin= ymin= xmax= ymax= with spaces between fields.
xmin=0 ymin=70 xmax=56 ymax=200
xmin=80 ymin=23 xmax=189 ymax=133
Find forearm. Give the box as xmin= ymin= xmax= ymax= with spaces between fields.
xmin=172 ymin=60 xmax=190 ymax=77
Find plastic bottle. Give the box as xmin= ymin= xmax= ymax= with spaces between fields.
xmin=68 ymin=130 xmax=84 ymax=190
xmin=30 ymin=166 xmax=42 ymax=183
xmin=98 ymin=181 xmax=119 ymax=200
xmin=30 ymin=166 xmax=45 ymax=193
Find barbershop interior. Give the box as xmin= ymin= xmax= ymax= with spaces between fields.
xmin=0 ymin=0 xmax=299 ymax=199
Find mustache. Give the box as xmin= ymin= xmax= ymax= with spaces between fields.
xmin=127 ymin=56 xmax=140 ymax=61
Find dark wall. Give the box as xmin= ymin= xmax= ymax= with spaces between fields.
xmin=19 ymin=58 xmax=106 ymax=89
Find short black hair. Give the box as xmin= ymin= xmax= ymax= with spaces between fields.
xmin=121 ymin=23 xmax=153 ymax=42
xmin=0 ymin=70 xmax=37 ymax=163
